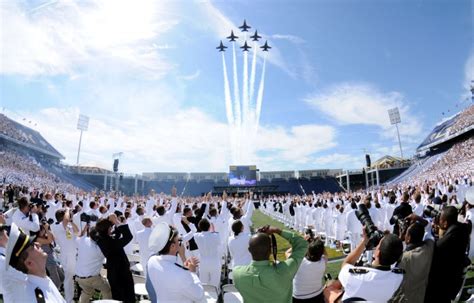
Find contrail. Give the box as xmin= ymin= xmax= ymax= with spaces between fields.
xmin=249 ymin=41 xmax=258 ymax=107
xmin=255 ymin=54 xmax=267 ymax=131
xmin=232 ymin=43 xmax=241 ymax=128
xmin=242 ymin=51 xmax=249 ymax=127
xmin=222 ymin=53 xmax=234 ymax=126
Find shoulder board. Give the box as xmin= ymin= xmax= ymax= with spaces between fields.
xmin=174 ymin=263 xmax=189 ymax=271
xmin=34 ymin=287 xmax=46 ymax=303
xmin=391 ymin=268 xmax=405 ymax=274
xmin=349 ymin=267 xmax=369 ymax=274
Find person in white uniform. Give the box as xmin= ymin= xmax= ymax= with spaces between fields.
xmin=5 ymin=223 xmax=66 ymax=302
xmin=0 ymin=219 xmax=28 ymax=303
xmin=193 ymin=218 xmax=222 ymax=289
xmin=136 ymin=217 xmax=153 ymax=276
xmin=75 ymin=223 xmax=112 ymax=303
xmin=50 ymin=209 xmax=79 ymax=303
xmin=336 ymin=231 xmax=404 ymax=302
xmin=12 ymin=197 xmax=40 ymax=236
xmin=147 ymin=222 xmax=204 ymax=303
xmin=228 ymin=220 xmax=252 ymax=270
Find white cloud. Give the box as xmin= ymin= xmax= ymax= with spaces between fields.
xmin=0 ymin=0 xmax=177 ymax=77
xmin=304 ymin=83 xmax=423 ymax=141
xmin=313 ymin=153 xmax=364 ymax=168
xmin=256 ymin=124 xmax=337 ymax=165
xmin=8 ymin=107 xmax=337 ymax=173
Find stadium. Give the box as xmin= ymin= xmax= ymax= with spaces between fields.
xmin=1 ymin=1 xmax=474 ymax=303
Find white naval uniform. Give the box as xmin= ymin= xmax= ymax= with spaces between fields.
xmin=147 ymin=255 xmax=204 ymax=303
xmin=136 ymin=227 xmax=153 ymax=275
xmin=338 ymin=264 xmax=403 ymax=302
xmin=11 ymin=210 xmax=40 ymax=235
xmin=228 ymin=233 xmax=252 ymax=269
xmin=0 ymin=247 xmax=28 ymax=303
xmin=194 ymin=231 xmax=222 ymax=288
xmin=50 ymin=222 xmax=77 ymax=303
xmin=24 ymin=274 xmax=66 ymax=303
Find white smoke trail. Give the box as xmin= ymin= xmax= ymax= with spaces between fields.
xmin=255 ymin=54 xmax=267 ymax=132
xmin=242 ymin=50 xmax=249 ymax=128
xmin=222 ymin=53 xmax=234 ymax=126
xmin=249 ymin=41 xmax=258 ymax=108
xmin=232 ymin=43 xmax=241 ymax=127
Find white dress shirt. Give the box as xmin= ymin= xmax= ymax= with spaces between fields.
xmin=293 ymin=257 xmax=326 ymax=299
xmin=147 ymin=255 xmax=204 ymax=303
xmin=0 ymin=246 xmax=28 ymax=302
xmin=74 ymin=236 xmax=106 ymax=277
xmin=12 ymin=210 xmax=40 ymax=235
xmin=228 ymin=233 xmax=252 ymax=269
xmin=136 ymin=227 xmax=153 ymax=264
xmin=24 ymin=274 xmax=65 ymax=303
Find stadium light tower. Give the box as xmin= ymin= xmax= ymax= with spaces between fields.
xmin=388 ymin=107 xmax=403 ymax=159
xmin=76 ymin=114 xmax=89 ymax=165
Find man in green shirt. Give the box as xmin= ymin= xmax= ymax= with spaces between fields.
xmin=233 ymin=225 xmax=308 ymax=303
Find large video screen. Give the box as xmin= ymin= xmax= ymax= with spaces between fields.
xmin=229 ymin=165 xmax=257 ymax=186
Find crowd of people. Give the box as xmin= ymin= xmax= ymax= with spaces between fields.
xmin=0 ymin=116 xmax=473 ymax=302
xmin=0 ymin=166 xmax=472 ymax=302
xmin=449 ymin=104 xmax=474 ymax=136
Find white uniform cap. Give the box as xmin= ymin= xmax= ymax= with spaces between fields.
xmin=466 ymin=187 xmax=474 ymax=206
xmin=148 ymin=222 xmax=172 ymax=254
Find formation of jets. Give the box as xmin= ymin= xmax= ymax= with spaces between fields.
xmin=216 ymin=20 xmax=271 ymax=53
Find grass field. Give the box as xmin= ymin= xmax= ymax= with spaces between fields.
xmin=252 ymin=210 xmax=343 ymax=278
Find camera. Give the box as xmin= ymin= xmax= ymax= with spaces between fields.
xmin=392 ymin=214 xmax=410 ymax=236
xmin=304 ymin=228 xmax=315 ymax=241
xmin=80 ymin=213 xmax=99 ymax=223
xmin=355 ymin=204 xmax=384 ymax=250
xmin=423 ymin=205 xmax=442 ymax=220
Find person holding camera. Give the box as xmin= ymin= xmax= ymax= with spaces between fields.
xmin=50 ymin=208 xmax=79 ymax=303
xmin=290 ymin=237 xmax=327 ymax=303
xmin=36 ymin=220 xmax=64 ymax=289
xmin=390 ymin=214 xmax=434 ymax=303
xmin=94 ymin=213 xmax=135 ymax=303
xmin=11 ymin=197 xmax=40 ymax=235
xmin=332 ymin=227 xmax=404 ymax=302
xmin=233 ymin=225 xmax=308 ymax=303
xmin=390 ymin=192 xmax=413 ymax=236
xmin=424 ymin=206 xmax=470 ymax=303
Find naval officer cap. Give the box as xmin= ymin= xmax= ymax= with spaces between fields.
xmin=466 ymin=187 xmax=474 ymax=206
xmin=148 ymin=222 xmax=174 ymax=254
xmin=5 ymin=223 xmax=34 ymax=271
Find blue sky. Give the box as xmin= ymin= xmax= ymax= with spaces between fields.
xmin=0 ymin=0 xmax=472 ymax=173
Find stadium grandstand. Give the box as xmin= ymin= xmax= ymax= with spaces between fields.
xmin=1 ymin=104 xmax=473 ymax=197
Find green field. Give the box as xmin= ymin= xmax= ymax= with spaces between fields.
xmin=252 ymin=210 xmax=343 ymax=278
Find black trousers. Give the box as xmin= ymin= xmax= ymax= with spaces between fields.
xmin=293 ymin=292 xmax=324 ymax=303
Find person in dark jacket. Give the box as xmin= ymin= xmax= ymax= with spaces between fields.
xmin=92 ymin=214 xmax=135 ymax=303
xmin=390 ymin=192 xmax=413 ymax=236
xmin=424 ymin=206 xmax=470 ymax=303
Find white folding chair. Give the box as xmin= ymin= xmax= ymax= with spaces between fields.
xmin=127 ymin=253 xmax=141 ymax=263
xmin=201 ymin=284 xmax=218 ymax=303
xmin=133 ymin=274 xmax=148 ymax=300
xmin=222 ymin=284 xmax=243 ymax=303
